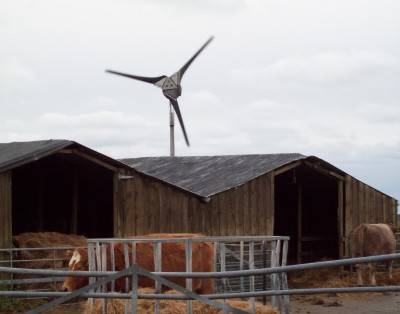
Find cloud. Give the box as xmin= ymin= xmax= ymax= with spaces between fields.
xmin=0 ymin=60 xmax=40 ymax=93
xmin=233 ymin=51 xmax=400 ymax=90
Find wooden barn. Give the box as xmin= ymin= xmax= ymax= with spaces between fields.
xmin=0 ymin=140 xmax=130 ymax=251
xmin=1 ymin=140 xmax=397 ymax=263
xmin=118 ymin=155 xmax=398 ymax=263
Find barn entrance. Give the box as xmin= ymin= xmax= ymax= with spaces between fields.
xmin=12 ymin=152 xmax=114 ymax=238
xmin=274 ymin=162 xmax=343 ymax=264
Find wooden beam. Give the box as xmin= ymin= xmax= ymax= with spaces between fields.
xmin=58 ymin=149 xmax=119 ymax=172
xmin=304 ymin=161 xmax=345 ymax=180
xmin=273 ymin=161 xmax=302 ymax=176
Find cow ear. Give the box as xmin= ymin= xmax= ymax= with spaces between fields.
xmin=66 ymin=250 xmax=74 ymax=258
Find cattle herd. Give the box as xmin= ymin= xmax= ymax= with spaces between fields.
xmin=60 ymin=224 xmax=399 ymax=294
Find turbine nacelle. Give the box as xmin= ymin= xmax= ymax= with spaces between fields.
xmin=155 ymin=73 xmax=182 ymax=100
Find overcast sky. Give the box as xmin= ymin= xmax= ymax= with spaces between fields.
xmin=1 ymin=0 xmax=399 ymax=204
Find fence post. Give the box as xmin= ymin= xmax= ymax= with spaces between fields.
xmin=153 ymin=241 xmax=162 ymax=314
xmin=240 ymin=241 xmax=245 ymax=293
xmin=88 ymin=242 xmax=95 ymax=309
xmin=220 ymin=241 xmax=228 ymax=314
xmin=282 ymin=239 xmax=290 ymax=314
xmin=249 ymin=241 xmax=255 ymax=313
xmin=262 ymin=241 xmax=267 ymax=305
xmin=131 ymin=263 xmax=139 ymax=314
xmin=101 ymin=243 xmax=108 ymax=313
xmin=111 ymin=242 xmax=116 ymax=291
xmin=186 ymin=238 xmax=193 ymax=314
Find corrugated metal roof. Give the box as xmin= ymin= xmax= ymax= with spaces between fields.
xmin=0 ymin=140 xmax=128 ymax=173
xmin=0 ymin=140 xmax=74 ymax=173
xmin=120 ymin=154 xmax=307 ymax=199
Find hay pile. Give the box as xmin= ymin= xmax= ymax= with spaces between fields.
xmin=12 ymin=231 xmax=87 ymax=268
xmin=84 ymin=288 xmax=278 ymax=314
xmin=13 ymin=231 xmax=87 ymax=249
xmin=288 ymin=266 xmax=400 ymax=305
xmin=12 ymin=232 xmax=87 ymax=290
xmin=289 ymin=266 xmax=400 ymax=289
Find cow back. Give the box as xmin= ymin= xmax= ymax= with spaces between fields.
xmin=107 ymin=239 xmax=214 ymax=293
xmin=351 ymin=223 xmax=396 ymax=258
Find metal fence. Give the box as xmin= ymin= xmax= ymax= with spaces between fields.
xmin=1 ymin=253 xmax=400 ymax=314
xmin=0 ymin=246 xmax=84 ymax=289
xmin=86 ymin=235 xmax=290 ymax=312
xmin=2 ymin=233 xmax=400 ymax=314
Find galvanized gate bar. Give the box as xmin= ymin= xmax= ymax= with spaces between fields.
xmin=137 ymin=266 xmax=250 ymax=314
xmin=26 ymin=265 xmax=137 ymax=314
xmin=2 ymin=252 xmax=400 ymax=279
xmin=3 ymin=285 xmax=400 ymax=300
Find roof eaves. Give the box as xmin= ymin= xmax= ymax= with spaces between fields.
xmin=0 ymin=140 xmax=74 ymax=173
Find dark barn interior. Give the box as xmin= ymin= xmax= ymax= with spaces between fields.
xmin=12 ymin=153 xmax=114 ymax=238
xmin=274 ymin=164 xmax=339 ymax=263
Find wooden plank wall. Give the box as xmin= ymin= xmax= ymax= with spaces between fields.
xmin=344 ymin=175 xmax=397 ymax=255
xmin=0 ymin=171 xmax=12 ymax=249
xmin=118 ymin=171 xmax=275 ymax=237
xmin=0 ymin=171 xmax=12 ymax=280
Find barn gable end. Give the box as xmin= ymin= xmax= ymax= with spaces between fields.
xmin=0 ymin=140 xmax=131 ymax=248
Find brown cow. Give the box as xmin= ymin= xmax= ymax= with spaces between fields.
xmin=61 ymin=233 xmax=214 ymax=294
xmin=351 ymin=223 xmax=397 ymax=286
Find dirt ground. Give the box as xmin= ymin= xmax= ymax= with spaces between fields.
xmin=39 ymin=293 xmax=400 ymax=314
xmin=288 ymin=266 xmax=400 ymax=314
xmin=290 ymin=292 xmax=400 ymax=313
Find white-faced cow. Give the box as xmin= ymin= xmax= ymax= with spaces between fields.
xmin=61 ymin=233 xmax=214 ymax=294
xmin=351 ymin=223 xmax=397 ymax=286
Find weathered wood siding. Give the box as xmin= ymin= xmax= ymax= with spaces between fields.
xmin=0 ymin=171 xmax=12 ymax=268
xmin=118 ymin=170 xmax=275 ymax=237
xmin=344 ymin=175 xmax=397 ymax=255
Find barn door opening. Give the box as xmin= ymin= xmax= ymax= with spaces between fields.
xmin=274 ymin=164 xmax=340 ymax=264
xmin=12 ymin=154 xmax=114 ymax=238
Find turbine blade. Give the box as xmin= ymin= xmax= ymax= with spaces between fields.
xmin=168 ymin=98 xmax=190 ymax=146
xmin=178 ymin=36 xmax=214 ymax=81
xmin=105 ymin=70 xmax=166 ymax=84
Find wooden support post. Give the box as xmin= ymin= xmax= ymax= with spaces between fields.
xmin=38 ymin=176 xmax=44 ymax=231
xmin=297 ymin=181 xmax=303 ymax=264
xmin=71 ymin=172 xmax=78 ymax=234
xmin=0 ymin=171 xmax=12 ymax=280
xmin=338 ymin=180 xmax=344 ymax=259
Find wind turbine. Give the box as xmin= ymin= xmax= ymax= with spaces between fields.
xmin=106 ymin=36 xmax=214 ymax=156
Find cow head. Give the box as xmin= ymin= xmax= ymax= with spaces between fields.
xmin=61 ymin=248 xmax=89 ymax=292
xmin=388 ymin=223 xmax=399 ymax=234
